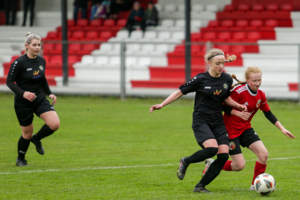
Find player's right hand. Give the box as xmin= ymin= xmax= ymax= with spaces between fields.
xmin=23 ymin=91 xmax=36 ymax=101
xmin=149 ymin=104 xmax=163 ymax=113
xmin=238 ymin=111 xmax=251 ymax=121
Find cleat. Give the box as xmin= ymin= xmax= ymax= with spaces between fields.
xmin=202 ymin=158 xmax=214 ymax=177
xmin=31 ymin=136 xmax=44 ymax=155
xmin=193 ymin=185 xmax=211 ymax=193
xmin=250 ymin=185 xmax=255 ymax=191
xmin=177 ymin=157 xmax=189 ymax=180
xmin=16 ymin=158 xmax=28 ymax=167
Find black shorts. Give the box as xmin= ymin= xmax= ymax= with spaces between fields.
xmin=229 ymin=128 xmax=261 ymax=155
xmin=193 ymin=121 xmax=229 ymax=149
xmin=14 ymin=97 xmax=55 ymax=126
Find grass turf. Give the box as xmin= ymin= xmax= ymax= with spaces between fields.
xmin=0 ymin=93 xmax=299 ymax=199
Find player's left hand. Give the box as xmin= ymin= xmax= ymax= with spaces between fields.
xmin=49 ymin=94 xmax=57 ymax=105
xmin=282 ymin=129 xmax=295 ymax=139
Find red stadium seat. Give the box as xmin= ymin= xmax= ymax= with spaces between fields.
xmin=78 ymin=44 xmax=98 ymax=55
xmin=70 ymin=31 xmax=85 ymax=41
xmin=246 ymin=20 xmax=263 ymax=30
xmin=230 ymin=32 xmax=246 ymax=42
xmin=266 ymin=4 xmax=279 ymax=12
xmin=265 ymin=19 xmax=278 ymax=28
xmin=208 ymin=20 xmax=219 ymax=28
xmin=68 ymin=43 xmax=82 ymax=54
xmin=174 ymin=45 xmax=185 ymax=54
xmin=84 ymin=19 xmax=103 ymax=30
xmin=103 ymin=19 xmax=115 ymax=27
xmin=233 ymin=20 xmax=248 ymax=31
xmin=49 ymin=55 xmax=62 ymax=66
xmin=237 ymin=4 xmax=250 ymax=12
xmin=200 ymin=32 xmax=217 ymax=42
xmin=245 ymin=32 xmax=261 ymax=42
xmin=86 ymin=31 xmax=99 ymax=40
xmin=221 ymin=20 xmax=234 ymax=28
xmin=99 ymin=31 xmax=112 ymax=41
xmin=43 ymin=55 xmax=50 ymax=63
xmin=77 ymin=19 xmax=89 ymax=27
xmin=191 ymin=33 xmax=202 ymax=42
xmin=116 ymin=19 xmax=127 ymax=28
xmin=191 ymin=45 xmax=201 ymax=56
xmin=214 ymin=45 xmax=230 ymax=53
xmin=68 ymin=55 xmax=79 ymax=65
xmin=224 ymin=4 xmax=235 ymax=12
xmin=252 ymin=4 xmax=264 ymax=12
xmin=231 ymin=45 xmax=245 ymax=54
xmin=43 ymin=43 xmax=55 ymax=54
xmin=44 ymin=31 xmax=58 ymax=40
xmin=216 ymin=32 xmax=231 ymax=42
xmin=48 ymin=43 xmax=62 ymax=55
xmin=281 ymin=4 xmax=294 ymax=11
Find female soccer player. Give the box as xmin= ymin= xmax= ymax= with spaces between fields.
xmin=149 ymin=48 xmax=247 ymax=193
xmin=202 ymin=66 xmax=295 ymax=190
xmin=6 ymin=32 xmax=60 ymax=166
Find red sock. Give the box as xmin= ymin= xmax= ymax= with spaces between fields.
xmin=222 ymin=160 xmax=232 ymax=171
xmin=252 ymin=161 xmax=267 ymax=185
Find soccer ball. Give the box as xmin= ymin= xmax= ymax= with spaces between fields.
xmin=254 ymin=173 xmax=276 ymax=195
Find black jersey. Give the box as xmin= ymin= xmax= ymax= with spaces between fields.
xmin=6 ymin=54 xmax=52 ymax=103
xmin=179 ymin=71 xmax=233 ymax=126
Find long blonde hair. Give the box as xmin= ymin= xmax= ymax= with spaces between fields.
xmin=24 ymin=32 xmax=41 ymax=52
xmin=231 ymin=66 xmax=262 ymax=89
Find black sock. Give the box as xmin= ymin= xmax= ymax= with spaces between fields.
xmin=18 ymin=136 xmax=30 ymax=160
xmin=184 ymin=147 xmax=218 ymax=165
xmin=32 ymin=124 xmax=55 ymax=141
xmin=199 ymin=153 xmax=229 ymax=186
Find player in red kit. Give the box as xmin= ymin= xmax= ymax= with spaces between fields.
xmin=202 ymin=66 xmax=295 ymax=190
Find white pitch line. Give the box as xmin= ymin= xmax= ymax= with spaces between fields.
xmin=1 ymin=156 xmax=300 ymax=175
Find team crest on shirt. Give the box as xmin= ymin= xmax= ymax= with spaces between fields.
xmin=39 ymin=65 xmax=44 ymax=71
xmin=223 ymin=83 xmax=228 ymax=89
xmin=229 ymin=141 xmax=236 ymax=150
xmin=256 ymin=99 xmax=261 ymax=108
xmin=33 ymin=70 xmax=39 ymax=76
xmin=213 ymin=89 xmax=222 ymax=95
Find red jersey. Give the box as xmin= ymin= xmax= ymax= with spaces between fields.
xmin=223 ymin=84 xmax=270 ymax=139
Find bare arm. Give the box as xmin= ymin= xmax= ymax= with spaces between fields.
xmin=149 ymin=90 xmax=183 ymax=113
xmin=274 ymin=121 xmax=295 ymax=139
xmin=230 ymin=109 xmax=251 ymax=121
xmin=224 ymin=96 xmax=247 ymax=112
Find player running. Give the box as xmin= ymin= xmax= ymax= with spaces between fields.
xmin=202 ymin=66 xmax=295 ymax=190
xmin=6 ymin=32 xmax=60 ymax=166
xmin=149 ymin=48 xmax=247 ymax=193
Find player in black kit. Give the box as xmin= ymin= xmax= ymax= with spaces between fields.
xmin=149 ymin=48 xmax=247 ymax=193
xmin=6 ymin=32 xmax=60 ymax=166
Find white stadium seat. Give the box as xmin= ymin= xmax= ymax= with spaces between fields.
xmin=164 ymin=4 xmax=177 ymax=12
xmin=139 ymin=44 xmax=155 ymax=54
xmin=191 ymin=20 xmax=202 ymax=29
xmin=126 ymin=44 xmax=141 ymax=54
xmin=192 ymin=4 xmax=204 ymax=12
xmin=108 ymin=30 xmax=129 ymax=42
xmin=81 ymin=55 xmax=94 ymax=65
xmin=155 ymin=4 xmax=162 ymax=12
xmin=125 ymin=30 xmax=143 ymax=41
xmin=155 ymin=31 xmax=172 ymax=42
xmin=95 ymin=56 xmax=109 ymax=67
xmin=178 ymin=4 xmax=185 ymax=12
xmin=108 ymin=56 xmax=120 ymax=67
xmin=205 ymin=4 xmax=219 ymax=12
xmin=137 ymin=57 xmax=151 ymax=67
xmin=139 ymin=31 xmax=157 ymax=42
xmin=126 ymin=57 xmax=137 ymax=67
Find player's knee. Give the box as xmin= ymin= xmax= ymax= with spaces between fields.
xmin=205 ymin=147 xmax=219 ymax=158
xmin=48 ymin=121 xmax=60 ymax=131
xmin=258 ymin=149 xmax=268 ymax=163
xmin=233 ymin=161 xmax=245 ymax=171
xmin=22 ymin=131 xmax=33 ymax=140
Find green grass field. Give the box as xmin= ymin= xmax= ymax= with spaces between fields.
xmin=0 ymin=93 xmax=299 ymax=200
